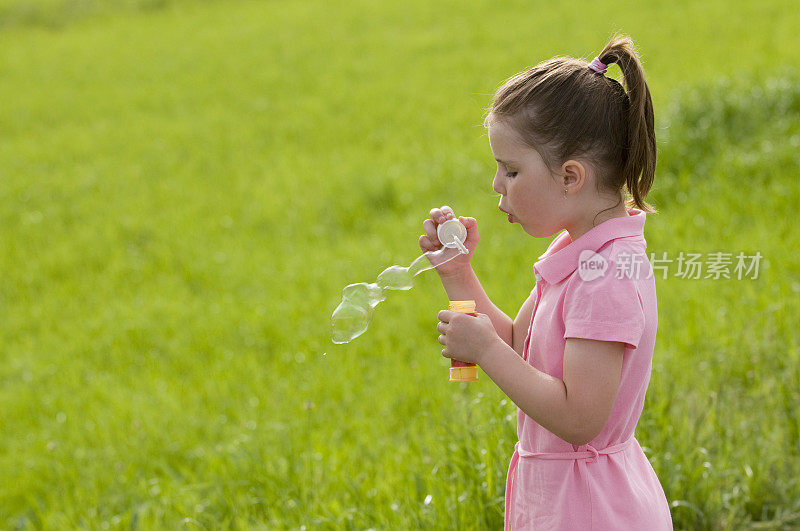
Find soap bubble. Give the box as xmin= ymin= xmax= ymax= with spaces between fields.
xmin=376 ymin=265 xmax=413 ymax=291
xmin=331 ymin=230 xmax=468 ymax=344
xmin=342 ymin=282 xmax=386 ymax=307
xmin=331 ymin=301 xmax=373 ymax=344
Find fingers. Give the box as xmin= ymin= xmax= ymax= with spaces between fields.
xmin=458 ymin=216 xmax=476 ymax=228
xmin=440 ymin=205 xmax=455 ymax=221
xmin=428 ymin=205 xmax=455 ymax=225
xmin=458 ymin=216 xmax=479 ymax=248
xmin=437 ymin=313 xmax=454 ymax=356
xmin=419 ymin=236 xmax=438 ymax=252
xmin=421 ymin=219 xmax=440 ymax=250
xmin=438 ymin=320 xmax=449 ymax=349
xmin=438 ymin=338 xmax=452 ymax=361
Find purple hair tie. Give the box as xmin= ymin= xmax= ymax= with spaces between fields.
xmin=588 ymin=56 xmax=608 ymax=74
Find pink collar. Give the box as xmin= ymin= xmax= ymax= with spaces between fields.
xmin=533 ymin=208 xmax=646 ymax=284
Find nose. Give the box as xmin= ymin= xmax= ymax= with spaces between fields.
xmin=492 ymin=169 xmax=504 ymax=195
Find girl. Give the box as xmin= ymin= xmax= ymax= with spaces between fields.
xmin=420 ymin=33 xmax=672 ymax=529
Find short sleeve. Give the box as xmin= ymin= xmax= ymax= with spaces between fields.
xmin=562 ymin=258 xmax=645 ymax=350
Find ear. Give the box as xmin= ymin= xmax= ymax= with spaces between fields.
xmin=561 ymin=159 xmax=587 ymax=194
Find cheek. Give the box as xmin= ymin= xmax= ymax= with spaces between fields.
xmin=509 ymin=181 xmax=538 ymax=207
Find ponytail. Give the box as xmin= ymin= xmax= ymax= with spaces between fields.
xmin=595 ymin=33 xmax=658 ymax=213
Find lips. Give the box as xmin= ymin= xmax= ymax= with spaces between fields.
xmin=499 ymin=207 xmax=515 ymax=223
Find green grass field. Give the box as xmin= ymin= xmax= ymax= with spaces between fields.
xmin=1 ymin=0 xmax=799 ymax=529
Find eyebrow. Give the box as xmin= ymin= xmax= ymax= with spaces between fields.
xmin=495 ymin=158 xmax=517 ymax=165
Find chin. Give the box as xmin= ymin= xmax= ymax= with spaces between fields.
xmin=523 ymin=225 xmax=558 ymax=239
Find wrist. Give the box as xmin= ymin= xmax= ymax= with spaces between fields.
xmin=438 ymin=263 xmax=473 ymax=282
xmin=478 ymin=335 xmax=509 ymax=367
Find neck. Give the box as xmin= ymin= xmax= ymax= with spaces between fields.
xmin=566 ymin=201 xmax=629 ymax=242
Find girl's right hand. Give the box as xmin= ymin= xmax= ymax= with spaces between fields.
xmin=418 ymin=205 xmax=479 ymax=278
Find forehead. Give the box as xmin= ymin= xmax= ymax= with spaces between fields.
xmin=487 ymin=122 xmax=532 ymax=162
xmin=488 ymin=120 xmax=525 ymax=152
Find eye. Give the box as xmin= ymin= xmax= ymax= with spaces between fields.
xmin=506 ymin=171 xmax=518 ymax=178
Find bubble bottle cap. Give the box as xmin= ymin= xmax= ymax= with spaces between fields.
xmin=449 ymin=300 xmax=476 ymax=313
xmin=437 ymin=219 xmax=468 ymax=254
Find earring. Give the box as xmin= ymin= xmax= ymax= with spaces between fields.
xmin=563 ymin=188 xmax=568 ymax=198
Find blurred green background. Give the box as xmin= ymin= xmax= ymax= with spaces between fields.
xmin=1 ymin=0 xmax=799 ymax=529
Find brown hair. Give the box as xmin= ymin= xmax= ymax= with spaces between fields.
xmin=483 ymin=32 xmax=658 ymax=220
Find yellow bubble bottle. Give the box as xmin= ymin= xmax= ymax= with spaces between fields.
xmin=448 ymin=300 xmax=479 ymax=382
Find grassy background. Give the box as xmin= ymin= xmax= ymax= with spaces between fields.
xmin=1 ymin=0 xmax=799 ymax=529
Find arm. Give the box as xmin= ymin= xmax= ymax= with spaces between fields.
xmin=479 ymin=336 xmax=624 ymax=446
xmin=439 ymin=267 xmax=513 ymax=348
xmin=421 ymin=208 xmax=514 ymax=348
xmin=441 ymin=268 xmax=536 ymax=357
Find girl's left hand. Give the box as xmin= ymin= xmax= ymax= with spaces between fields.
xmin=437 ymin=310 xmax=501 ymax=365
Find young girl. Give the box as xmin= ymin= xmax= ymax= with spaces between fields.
xmin=420 ymin=33 xmax=672 ymax=529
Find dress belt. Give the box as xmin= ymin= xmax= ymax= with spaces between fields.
xmin=505 ymin=437 xmax=634 ymax=530
xmin=516 ymin=436 xmax=633 ymax=461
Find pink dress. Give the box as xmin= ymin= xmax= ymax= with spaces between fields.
xmin=505 ymin=208 xmax=673 ymax=530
